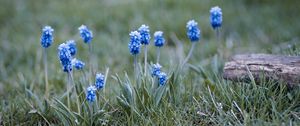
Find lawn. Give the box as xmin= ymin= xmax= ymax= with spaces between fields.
xmin=0 ymin=0 xmax=300 ymax=125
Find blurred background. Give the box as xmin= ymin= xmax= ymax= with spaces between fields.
xmin=0 ymin=0 xmax=300 ymax=95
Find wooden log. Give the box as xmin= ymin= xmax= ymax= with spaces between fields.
xmin=223 ymin=54 xmax=300 ymax=86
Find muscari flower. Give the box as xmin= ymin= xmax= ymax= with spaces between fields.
xmin=58 ymin=43 xmax=72 ymax=72
xmin=72 ymin=58 xmax=85 ymax=70
xmin=154 ymin=31 xmax=165 ymax=47
xmin=158 ymin=72 xmax=167 ymax=86
xmin=95 ymin=73 xmax=105 ymax=90
xmin=138 ymin=24 xmax=151 ymax=45
xmin=128 ymin=31 xmax=141 ymax=55
xmin=78 ymin=25 xmax=93 ymax=43
xmin=66 ymin=40 xmax=76 ymax=56
xmin=151 ymin=63 xmax=162 ymax=77
xmin=186 ymin=20 xmax=200 ymax=42
xmin=40 ymin=26 xmax=54 ymax=48
xmin=86 ymin=85 xmax=97 ymax=103
xmin=210 ymin=6 xmax=222 ymax=29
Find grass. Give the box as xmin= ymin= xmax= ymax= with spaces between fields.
xmin=0 ymin=0 xmax=300 ymax=125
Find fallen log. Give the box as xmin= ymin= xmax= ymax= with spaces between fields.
xmin=223 ymin=54 xmax=300 ymax=86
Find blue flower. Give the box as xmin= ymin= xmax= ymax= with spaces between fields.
xmin=58 ymin=43 xmax=72 ymax=72
xmin=154 ymin=31 xmax=165 ymax=47
xmin=40 ymin=26 xmax=54 ymax=48
xmin=72 ymin=58 xmax=85 ymax=70
xmin=128 ymin=31 xmax=141 ymax=55
xmin=151 ymin=63 xmax=162 ymax=77
xmin=158 ymin=72 xmax=167 ymax=86
xmin=186 ymin=20 xmax=200 ymax=42
xmin=138 ymin=24 xmax=151 ymax=45
xmin=78 ymin=25 xmax=93 ymax=43
xmin=210 ymin=6 xmax=222 ymax=29
xmin=95 ymin=73 xmax=105 ymax=90
xmin=66 ymin=40 xmax=76 ymax=56
xmin=86 ymin=85 xmax=97 ymax=103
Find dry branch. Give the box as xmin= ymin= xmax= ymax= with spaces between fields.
xmin=223 ymin=54 xmax=300 ymax=86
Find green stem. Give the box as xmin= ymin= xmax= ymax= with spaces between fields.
xmin=181 ymin=42 xmax=196 ymax=68
xmin=216 ymin=28 xmax=220 ymax=42
xmin=156 ymin=47 xmax=160 ymax=63
xmin=134 ymin=55 xmax=138 ymax=82
xmin=144 ymin=46 xmax=148 ymax=76
xmin=43 ymin=48 xmax=49 ymax=98
xmin=103 ymin=67 xmax=110 ymax=95
xmin=67 ymin=72 xmax=71 ymax=109
xmin=70 ymin=72 xmax=81 ymax=115
xmin=88 ymin=43 xmax=92 ymax=84
xmin=89 ymin=104 xmax=93 ymax=125
xmin=216 ymin=28 xmax=223 ymax=58
xmin=96 ymin=92 xmax=100 ymax=111
xmin=152 ymin=77 xmax=159 ymax=94
xmin=81 ymin=70 xmax=87 ymax=86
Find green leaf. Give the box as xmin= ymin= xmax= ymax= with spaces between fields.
xmin=73 ymin=112 xmax=88 ymax=125
xmin=116 ymin=96 xmax=130 ymax=109
xmin=116 ymin=96 xmax=131 ymax=115
xmin=154 ymin=85 xmax=166 ymax=106
xmin=28 ymin=109 xmax=37 ymax=114
xmin=51 ymin=98 xmax=77 ymax=125
xmin=25 ymin=89 xmax=44 ymax=111
xmin=142 ymin=86 xmax=151 ymax=106
xmin=134 ymin=87 xmax=144 ymax=110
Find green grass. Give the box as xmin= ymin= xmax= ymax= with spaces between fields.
xmin=0 ymin=0 xmax=300 ymax=125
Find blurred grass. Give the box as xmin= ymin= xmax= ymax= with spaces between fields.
xmin=0 ymin=0 xmax=300 ymax=125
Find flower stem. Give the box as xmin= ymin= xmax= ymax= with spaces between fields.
xmin=152 ymin=77 xmax=159 ymax=94
xmin=181 ymin=42 xmax=196 ymax=68
xmin=67 ymin=72 xmax=71 ymax=109
xmin=81 ymin=70 xmax=87 ymax=86
xmin=70 ymin=72 xmax=81 ymax=115
xmin=216 ymin=28 xmax=223 ymax=58
xmin=216 ymin=28 xmax=220 ymax=43
xmin=43 ymin=48 xmax=49 ymax=98
xmin=156 ymin=47 xmax=160 ymax=63
xmin=88 ymin=43 xmax=92 ymax=84
xmin=134 ymin=55 xmax=138 ymax=82
xmin=144 ymin=46 xmax=148 ymax=76
xmin=103 ymin=67 xmax=110 ymax=95
xmin=89 ymin=104 xmax=93 ymax=125
xmin=96 ymin=92 xmax=100 ymax=111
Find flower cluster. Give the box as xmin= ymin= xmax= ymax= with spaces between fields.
xmin=151 ymin=63 xmax=162 ymax=77
xmin=151 ymin=63 xmax=167 ymax=86
xmin=158 ymin=72 xmax=167 ymax=86
xmin=128 ymin=31 xmax=142 ymax=55
xmin=138 ymin=24 xmax=151 ymax=45
xmin=41 ymin=26 xmax=54 ymax=48
xmin=66 ymin=40 xmax=76 ymax=56
xmin=95 ymin=73 xmax=105 ymax=90
xmin=78 ymin=25 xmax=93 ymax=43
xmin=58 ymin=39 xmax=84 ymax=72
xmin=72 ymin=58 xmax=85 ymax=70
xmin=210 ymin=6 xmax=222 ymax=29
xmin=86 ymin=85 xmax=97 ymax=103
xmin=154 ymin=31 xmax=165 ymax=47
xmin=84 ymin=73 xmax=106 ymax=103
xmin=58 ymin=43 xmax=72 ymax=72
xmin=186 ymin=20 xmax=200 ymax=42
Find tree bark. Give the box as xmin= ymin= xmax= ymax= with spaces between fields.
xmin=223 ymin=54 xmax=300 ymax=86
